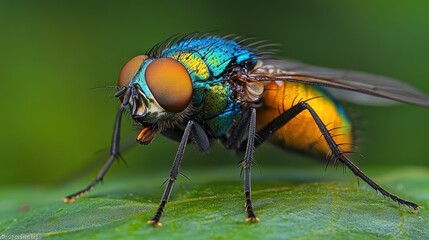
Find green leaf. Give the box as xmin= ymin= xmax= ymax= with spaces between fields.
xmin=1 ymin=167 xmax=428 ymax=239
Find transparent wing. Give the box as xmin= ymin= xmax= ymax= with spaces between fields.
xmin=248 ymin=59 xmax=429 ymax=106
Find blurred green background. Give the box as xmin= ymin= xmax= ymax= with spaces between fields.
xmin=1 ymin=0 xmax=428 ymax=186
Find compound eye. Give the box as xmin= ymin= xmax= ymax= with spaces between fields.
xmin=145 ymin=58 xmax=193 ymax=113
xmin=118 ymin=55 xmax=149 ymax=88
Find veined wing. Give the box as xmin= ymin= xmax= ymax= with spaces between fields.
xmin=246 ymin=59 xmax=429 ymax=106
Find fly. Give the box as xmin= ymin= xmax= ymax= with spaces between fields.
xmin=64 ymin=34 xmax=429 ymax=226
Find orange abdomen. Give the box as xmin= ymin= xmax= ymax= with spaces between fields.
xmin=256 ymin=82 xmax=353 ymax=158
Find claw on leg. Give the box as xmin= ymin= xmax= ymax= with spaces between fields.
xmin=147 ymin=219 xmax=163 ymax=227
xmin=246 ymin=216 xmax=260 ymax=223
xmin=63 ymin=197 xmax=75 ymax=203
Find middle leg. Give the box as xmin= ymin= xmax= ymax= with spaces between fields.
xmin=242 ymin=108 xmax=259 ymax=222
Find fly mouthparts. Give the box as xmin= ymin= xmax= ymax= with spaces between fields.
xmin=136 ymin=125 xmax=160 ymax=144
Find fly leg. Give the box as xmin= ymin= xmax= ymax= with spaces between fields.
xmin=241 ymin=101 xmax=419 ymax=210
xmin=222 ymin=108 xmax=259 ymax=222
xmin=64 ymin=87 xmax=132 ymax=203
xmin=223 ymin=108 xmax=252 ymax=149
xmin=242 ymin=108 xmax=259 ymax=222
xmin=147 ymin=120 xmax=195 ymax=227
xmin=161 ymin=122 xmax=210 ymax=153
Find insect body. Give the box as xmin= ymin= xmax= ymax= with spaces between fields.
xmin=65 ymin=35 xmax=429 ymax=226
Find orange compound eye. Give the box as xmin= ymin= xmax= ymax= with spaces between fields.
xmin=145 ymin=58 xmax=193 ymax=113
xmin=118 ymin=55 xmax=149 ymax=88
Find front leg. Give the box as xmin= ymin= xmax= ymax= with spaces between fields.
xmin=147 ymin=120 xmax=195 ymax=227
xmin=64 ymin=87 xmax=132 ymax=203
